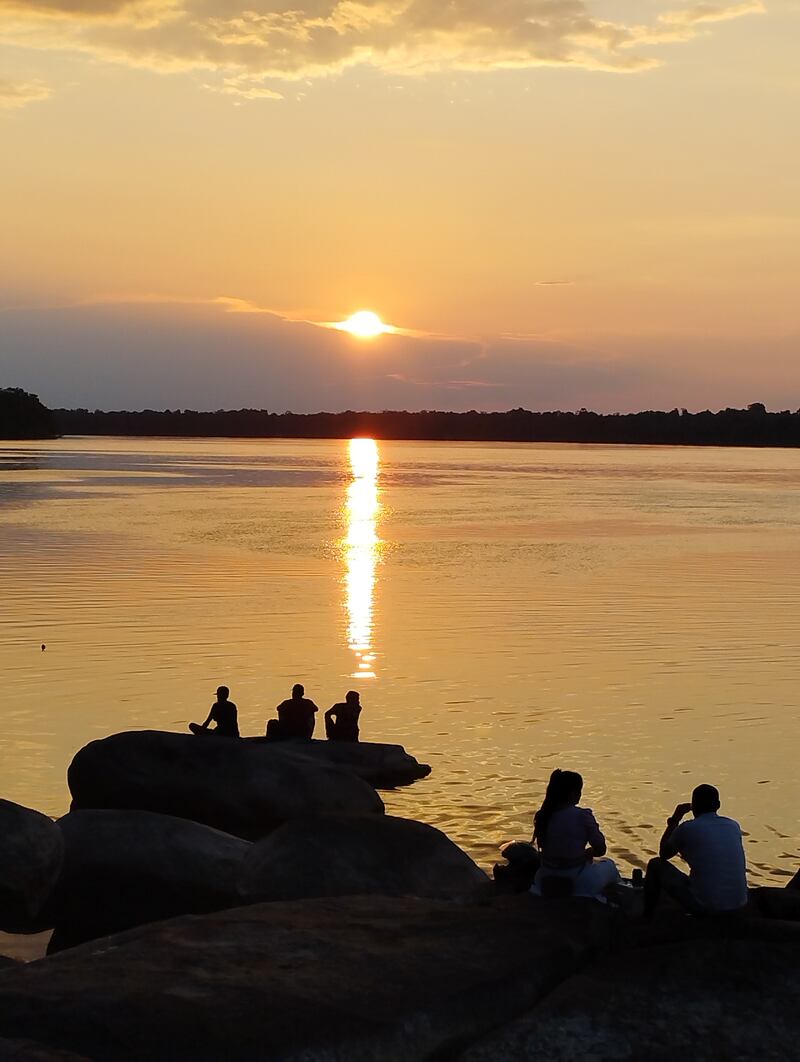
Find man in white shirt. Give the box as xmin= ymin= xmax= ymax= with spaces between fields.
xmin=644 ymin=784 xmax=748 ymax=919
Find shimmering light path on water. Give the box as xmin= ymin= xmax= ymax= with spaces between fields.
xmin=344 ymin=438 xmax=381 ymax=680
xmin=1 ymin=437 xmax=799 ymax=882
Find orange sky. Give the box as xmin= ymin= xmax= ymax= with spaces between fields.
xmin=1 ymin=0 xmax=798 ymax=411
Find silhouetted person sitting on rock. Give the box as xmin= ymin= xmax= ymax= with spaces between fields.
xmin=643 ymin=783 xmax=747 ymax=920
xmin=530 ymin=769 xmax=619 ymax=900
xmin=189 ymin=686 xmax=239 ymax=738
xmin=265 ymin=683 xmax=318 ymax=741
xmin=325 ymin=690 xmax=361 ymax=742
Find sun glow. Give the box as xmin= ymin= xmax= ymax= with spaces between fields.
xmin=337 ymin=310 xmax=390 ymax=339
xmin=343 ymin=438 xmax=381 ymax=679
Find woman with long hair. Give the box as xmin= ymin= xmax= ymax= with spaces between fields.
xmin=531 ymin=769 xmax=619 ymax=899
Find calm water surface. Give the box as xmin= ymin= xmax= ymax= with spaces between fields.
xmin=1 ymin=436 xmax=799 ymax=881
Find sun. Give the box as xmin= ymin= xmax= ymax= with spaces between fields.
xmin=337 ymin=310 xmax=390 ymax=339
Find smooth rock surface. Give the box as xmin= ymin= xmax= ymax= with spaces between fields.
xmin=0 ymin=802 xmax=63 ymax=934
xmin=48 ymin=810 xmax=251 ymax=952
xmin=68 ymin=731 xmax=384 ymax=839
xmin=752 ymin=885 xmax=800 ymax=921
xmin=461 ymin=935 xmax=800 ymax=1061
xmin=239 ymin=814 xmax=489 ymax=903
xmin=0 ymin=1040 xmax=87 ymax=1061
xmin=0 ymin=896 xmax=613 ymax=1061
xmin=246 ymin=738 xmax=431 ymax=788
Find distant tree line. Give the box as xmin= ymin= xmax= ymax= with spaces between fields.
xmin=0 ymin=388 xmax=56 ymax=439
xmin=50 ymin=402 xmax=800 ymax=447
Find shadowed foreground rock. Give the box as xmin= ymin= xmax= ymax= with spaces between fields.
xmin=68 ymin=731 xmax=384 ymax=839
xmin=48 ymin=810 xmax=251 ymax=953
xmin=0 ymin=896 xmax=613 ymax=1061
xmin=245 ymin=738 xmax=431 ymax=788
xmin=238 ymin=815 xmax=489 ymax=903
xmin=753 ymin=886 xmax=800 ymax=922
xmin=0 ymin=802 xmax=63 ymax=934
xmin=0 ymin=1040 xmax=88 ymax=1061
xmin=461 ymin=934 xmax=800 ymax=1062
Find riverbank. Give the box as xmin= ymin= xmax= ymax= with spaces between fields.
xmin=1 ymin=730 xmax=798 ymax=1058
xmin=51 ymin=404 xmax=800 ymax=447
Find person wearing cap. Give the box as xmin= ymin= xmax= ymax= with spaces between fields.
xmin=189 ymin=685 xmax=240 ymax=738
xmin=644 ymin=783 xmax=747 ymax=919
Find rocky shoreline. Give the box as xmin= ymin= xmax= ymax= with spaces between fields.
xmin=1 ymin=731 xmax=798 ymax=1059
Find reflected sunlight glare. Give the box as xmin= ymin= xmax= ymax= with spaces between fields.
xmin=344 ymin=438 xmax=381 ymax=679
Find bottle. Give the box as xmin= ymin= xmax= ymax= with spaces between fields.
xmin=631 ymin=868 xmax=644 ymax=888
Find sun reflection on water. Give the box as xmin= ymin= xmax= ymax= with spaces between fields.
xmin=344 ymin=437 xmax=381 ymax=679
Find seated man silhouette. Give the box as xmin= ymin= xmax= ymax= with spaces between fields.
xmin=325 ymin=690 xmax=362 ymax=742
xmin=644 ymin=783 xmax=747 ymax=919
xmin=265 ymin=683 xmax=318 ymax=741
xmin=189 ymin=685 xmax=240 ymax=738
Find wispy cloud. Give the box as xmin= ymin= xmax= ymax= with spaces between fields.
xmin=0 ymin=76 xmax=51 ymax=108
xmin=0 ymin=0 xmax=766 ymax=99
xmin=660 ymin=1 xmax=766 ymax=27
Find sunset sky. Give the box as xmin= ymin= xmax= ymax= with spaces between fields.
xmin=1 ymin=0 xmax=798 ymax=412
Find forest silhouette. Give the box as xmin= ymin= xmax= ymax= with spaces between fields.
xmin=52 ymin=401 xmax=800 ymax=447
xmin=4 ymin=388 xmax=800 ymax=446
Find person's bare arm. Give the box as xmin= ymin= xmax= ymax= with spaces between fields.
xmin=585 ymin=811 xmax=607 ymax=858
xmin=660 ymin=802 xmax=691 ymax=859
xmin=324 ymin=705 xmax=336 ymax=721
xmin=199 ymin=706 xmax=215 ymax=730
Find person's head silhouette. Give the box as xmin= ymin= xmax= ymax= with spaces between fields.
xmin=216 ymin=685 xmax=229 ymax=701
xmin=292 ymin=683 xmax=304 ymax=699
xmin=533 ymin=769 xmax=584 ymax=847
xmin=691 ymin=783 xmax=720 ymax=817
xmin=345 ymin=690 xmax=360 ymax=706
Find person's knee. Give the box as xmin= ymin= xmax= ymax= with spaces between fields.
xmin=646 ymin=857 xmax=662 ymax=875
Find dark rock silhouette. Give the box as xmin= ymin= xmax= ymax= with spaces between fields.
xmin=52 ymin=403 xmax=800 ymax=448
xmin=461 ymin=935 xmax=800 ymax=1061
xmin=0 ymin=388 xmax=56 ymax=440
xmin=0 ymin=800 xmax=63 ymax=933
xmin=67 ymin=731 xmax=384 ymax=839
xmin=237 ymin=815 xmax=489 ymax=904
xmin=0 ymin=1039 xmax=89 ymax=1061
xmin=245 ymin=737 xmax=431 ymax=788
xmin=47 ymin=810 xmax=251 ymax=953
xmin=752 ymin=886 xmax=800 ymax=922
xmin=0 ymin=896 xmax=613 ymax=1061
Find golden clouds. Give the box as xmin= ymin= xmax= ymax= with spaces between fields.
xmin=0 ymin=76 xmax=50 ymax=106
xmin=0 ymin=0 xmax=766 ymax=99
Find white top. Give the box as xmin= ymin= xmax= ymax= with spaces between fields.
xmin=671 ymin=813 xmax=748 ymax=911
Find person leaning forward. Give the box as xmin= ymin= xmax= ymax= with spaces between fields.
xmin=644 ymin=783 xmax=748 ymax=920
xmin=325 ymin=690 xmax=361 ymax=742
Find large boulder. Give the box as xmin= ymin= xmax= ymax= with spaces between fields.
xmin=68 ymin=731 xmax=384 ymax=839
xmin=0 ymin=802 xmax=63 ymax=933
xmin=48 ymin=810 xmax=251 ymax=953
xmin=245 ymin=738 xmax=431 ymax=788
xmin=752 ymin=886 xmax=800 ymax=921
xmin=460 ymin=934 xmax=800 ymax=1061
xmin=0 ymin=1040 xmax=88 ymax=1061
xmin=0 ymin=895 xmax=614 ymax=1061
xmin=238 ymin=814 xmax=489 ymax=903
